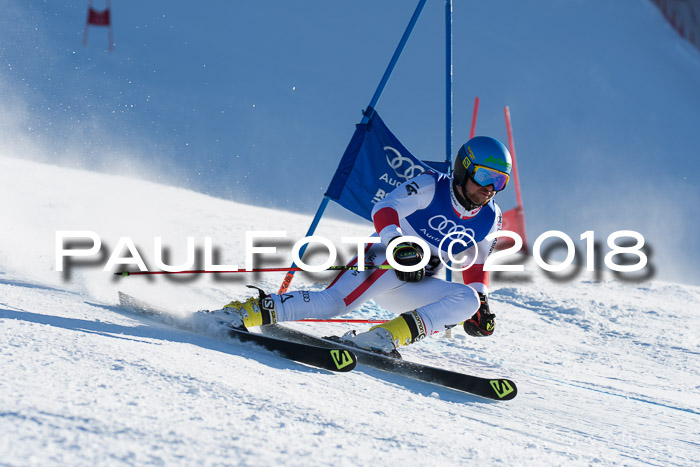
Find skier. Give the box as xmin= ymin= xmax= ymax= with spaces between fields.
xmin=219 ymin=136 xmax=512 ymax=354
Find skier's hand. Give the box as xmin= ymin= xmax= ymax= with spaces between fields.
xmin=463 ymin=293 xmax=495 ymax=337
xmin=392 ymin=242 xmax=425 ymax=282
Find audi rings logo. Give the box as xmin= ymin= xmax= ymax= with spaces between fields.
xmin=428 ymin=215 xmax=475 ymax=240
xmin=385 ymin=146 xmax=425 ymax=181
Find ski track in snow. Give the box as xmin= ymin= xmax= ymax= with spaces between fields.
xmin=1 ymin=157 xmax=699 ymax=465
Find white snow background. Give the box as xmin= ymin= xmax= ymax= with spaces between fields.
xmin=1 ymin=156 xmax=699 ymax=465
xmin=1 ymin=0 xmax=700 ymax=465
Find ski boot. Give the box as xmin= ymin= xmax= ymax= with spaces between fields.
xmin=220 ymin=286 xmax=277 ymax=330
xmin=342 ymin=310 xmax=427 ymax=357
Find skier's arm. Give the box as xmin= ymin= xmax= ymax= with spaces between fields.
xmin=371 ymin=173 xmax=436 ymax=245
xmin=460 ymin=205 xmax=503 ymax=295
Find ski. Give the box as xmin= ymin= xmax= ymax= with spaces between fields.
xmin=262 ymin=324 xmax=517 ymax=401
xmin=117 ymin=292 xmax=357 ymax=373
xmin=226 ymin=327 xmax=357 ymax=373
xmin=116 ymin=292 xmax=516 ymax=396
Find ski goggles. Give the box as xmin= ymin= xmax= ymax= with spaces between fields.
xmin=468 ymin=164 xmax=510 ymax=191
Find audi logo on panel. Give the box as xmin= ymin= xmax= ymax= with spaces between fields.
xmin=384 ymin=146 xmax=425 ymax=181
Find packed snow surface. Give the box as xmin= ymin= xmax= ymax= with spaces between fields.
xmin=1 ymin=157 xmax=698 ymax=465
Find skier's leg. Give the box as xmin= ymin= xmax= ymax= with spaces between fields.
xmin=221 ymin=243 xmax=401 ymax=327
xmin=271 ymin=243 xmax=402 ymax=321
xmin=345 ymin=278 xmax=480 ymax=353
xmin=374 ymin=277 xmax=480 ymax=334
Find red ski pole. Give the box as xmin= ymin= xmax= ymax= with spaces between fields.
xmin=115 ymin=264 xmax=392 ymax=277
xmin=298 ymin=318 xmax=389 ymax=324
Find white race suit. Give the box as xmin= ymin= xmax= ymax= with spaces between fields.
xmin=269 ymin=170 xmax=502 ymax=335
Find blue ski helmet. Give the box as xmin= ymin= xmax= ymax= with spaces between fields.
xmin=453 ymin=136 xmax=512 ymax=192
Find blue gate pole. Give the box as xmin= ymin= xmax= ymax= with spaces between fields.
xmin=278 ymin=0 xmax=428 ymax=294
xmin=445 ymin=0 xmax=454 ymax=281
xmin=362 ymin=0 xmax=428 ymax=123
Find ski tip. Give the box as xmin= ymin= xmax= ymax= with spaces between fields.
xmin=488 ymin=378 xmax=518 ymax=400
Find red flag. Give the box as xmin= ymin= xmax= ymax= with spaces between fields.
xmin=83 ymin=1 xmax=114 ymax=51
xmin=87 ymin=8 xmax=110 ymax=26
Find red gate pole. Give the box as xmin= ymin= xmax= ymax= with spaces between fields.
xmin=469 ymin=96 xmax=480 ymax=138
xmin=504 ymin=106 xmax=529 ymax=253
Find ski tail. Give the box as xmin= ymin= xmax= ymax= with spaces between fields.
xmin=118 ymin=292 xmax=357 ymax=373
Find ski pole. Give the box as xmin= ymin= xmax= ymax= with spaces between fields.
xmin=114 ymin=264 xmax=393 ymax=277
xmin=297 ymin=318 xmax=389 ymax=324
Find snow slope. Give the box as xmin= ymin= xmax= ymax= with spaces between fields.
xmin=1 ymin=157 xmax=698 ymax=465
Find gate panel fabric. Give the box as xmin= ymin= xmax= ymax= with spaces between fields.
xmin=325 ymin=112 xmax=445 ymax=221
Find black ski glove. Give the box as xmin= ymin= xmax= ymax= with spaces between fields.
xmin=392 ymin=241 xmax=425 ymax=283
xmin=463 ymin=293 xmax=495 ymax=337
